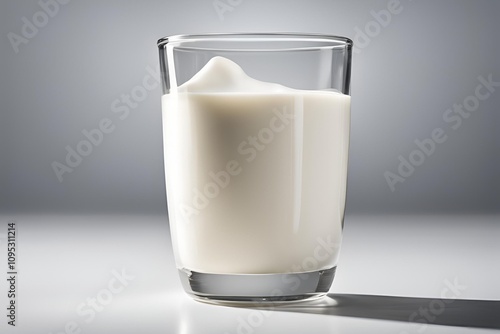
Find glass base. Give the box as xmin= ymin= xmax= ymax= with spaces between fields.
xmin=178 ymin=266 xmax=336 ymax=306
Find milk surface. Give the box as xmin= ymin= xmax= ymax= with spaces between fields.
xmin=162 ymin=57 xmax=350 ymax=274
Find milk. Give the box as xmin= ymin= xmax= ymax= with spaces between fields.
xmin=162 ymin=57 xmax=350 ymax=274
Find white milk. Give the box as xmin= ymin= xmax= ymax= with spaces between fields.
xmin=162 ymin=57 xmax=350 ymax=274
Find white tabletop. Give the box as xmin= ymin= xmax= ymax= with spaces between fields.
xmin=1 ymin=214 xmax=499 ymax=334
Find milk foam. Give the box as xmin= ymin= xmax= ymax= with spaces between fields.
xmin=176 ymin=56 xmax=288 ymax=93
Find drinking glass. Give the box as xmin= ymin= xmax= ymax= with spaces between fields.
xmin=158 ymin=33 xmax=352 ymax=305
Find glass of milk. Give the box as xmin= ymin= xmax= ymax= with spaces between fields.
xmin=157 ymin=33 xmax=352 ymax=305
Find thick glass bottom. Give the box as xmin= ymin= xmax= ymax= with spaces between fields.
xmin=178 ymin=266 xmax=336 ymax=306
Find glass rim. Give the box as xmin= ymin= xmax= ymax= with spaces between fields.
xmin=157 ymin=32 xmax=353 ymax=51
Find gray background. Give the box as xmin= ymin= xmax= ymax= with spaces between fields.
xmin=1 ymin=0 xmax=499 ymax=215
xmin=0 ymin=2 xmax=499 ymax=334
